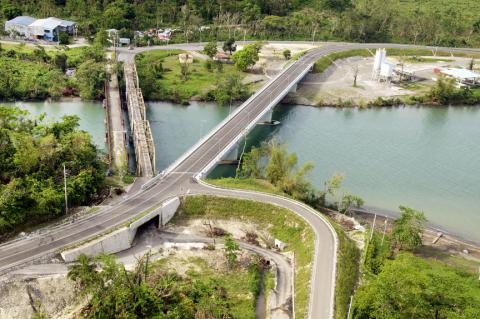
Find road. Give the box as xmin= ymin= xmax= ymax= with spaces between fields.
xmin=1 ymin=42 xmax=480 ymax=319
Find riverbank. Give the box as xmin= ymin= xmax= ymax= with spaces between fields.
xmin=207 ymin=178 xmax=480 ymax=272
xmin=284 ymin=49 xmax=480 ymax=108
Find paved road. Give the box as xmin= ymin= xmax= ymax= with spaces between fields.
xmin=1 ymin=42 xmax=480 ymax=318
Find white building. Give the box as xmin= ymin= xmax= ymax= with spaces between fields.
xmin=4 ymin=16 xmax=36 ymax=38
xmin=4 ymin=16 xmax=76 ymax=41
xmin=439 ymin=68 xmax=480 ymax=87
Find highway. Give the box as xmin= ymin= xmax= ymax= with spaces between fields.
xmin=1 ymin=42 xmax=479 ymax=318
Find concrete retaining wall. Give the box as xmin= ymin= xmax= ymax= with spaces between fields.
xmin=61 ymin=197 xmax=180 ymax=262
xmin=160 ymin=197 xmax=179 ymax=226
xmin=61 ymin=227 xmax=133 ymax=263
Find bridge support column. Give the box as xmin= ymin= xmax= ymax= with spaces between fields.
xmin=289 ymin=83 xmax=298 ymax=93
xmin=259 ymin=109 xmax=273 ymax=123
xmin=223 ymin=142 xmax=240 ymax=161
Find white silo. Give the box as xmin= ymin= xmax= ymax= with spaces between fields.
xmin=380 ymin=62 xmax=394 ymax=79
xmin=372 ymin=48 xmax=387 ymax=79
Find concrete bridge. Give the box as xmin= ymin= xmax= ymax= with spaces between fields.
xmin=2 ymin=42 xmax=480 ymax=319
xmin=124 ymin=62 xmax=156 ymax=177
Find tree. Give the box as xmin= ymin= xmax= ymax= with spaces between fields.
xmin=352 ymin=65 xmax=359 ymax=87
xmin=339 ymin=194 xmax=364 ymax=215
xmin=391 ymin=206 xmax=427 ymax=251
xmin=94 ymin=30 xmax=110 ymax=48
xmin=2 ymin=4 xmax=21 ymax=20
xmin=231 ymin=42 xmax=262 ymax=71
xmin=76 ymin=60 xmax=107 ymax=99
xmin=203 ymin=42 xmax=218 ymax=59
xmin=468 ymin=58 xmax=475 ymax=70
xmin=212 ymin=74 xmax=248 ymax=105
xmin=58 ymin=32 xmax=70 ymax=45
xmin=222 ymin=38 xmax=236 ymax=55
xmin=53 ymin=53 xmax=68 ymax=72
xmin=224 ymin=235 xmax=240 ymax=268
xmin=283 ymin=49 xmax=291 ymax=60
xmin=322 ymin=172 xmax=344 ymax=205
xmin=353 ymin=253 xmax=480 ymax=319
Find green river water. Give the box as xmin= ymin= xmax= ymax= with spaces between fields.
xmin=6 ymin=101 xmax=480 ymax=243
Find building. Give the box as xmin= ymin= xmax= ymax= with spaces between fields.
xmin=437 ymin=68 xmax=480 ymax=87
xmin=4 ymin=16 xmax=36 ymax=38
xmin=4 ymin=16 xmax=76 ymax=41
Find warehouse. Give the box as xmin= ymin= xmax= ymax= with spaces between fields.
xmin=4 ymin=16 xmax=76 ymax=41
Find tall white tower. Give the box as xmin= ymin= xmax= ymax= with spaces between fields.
xmin=372 ymin=48 xmax=386 ymax=79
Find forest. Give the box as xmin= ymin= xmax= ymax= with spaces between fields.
xmin=1 ymin=0 xmax=480 ymax=47
xmin=0 ymin=105 xmax=106 ymax=238
xmin=0 ymin=43 xmax=107 ymax=100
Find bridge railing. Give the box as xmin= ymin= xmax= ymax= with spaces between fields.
xmin=141 ymin=51 xmax=314 ymax=190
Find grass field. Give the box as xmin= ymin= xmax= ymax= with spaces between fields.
xmin=178 ymin=195 xmax=315 ymax=319
xmin=135 ymin=49 xmax=246 ymax=103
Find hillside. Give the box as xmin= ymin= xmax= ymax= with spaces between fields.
xmin=0 ymin=0 xmax=479 ymax=47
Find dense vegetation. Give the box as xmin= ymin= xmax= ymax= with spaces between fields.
xmin=1 ymin=0 xmax=480 ymax=47
xmin=67 ymin=251 xmax=265 ymax=318
xmin=352 ymin=205 xmax=480 ymax=319
xmin=0 ymin=105 xmax=105 ymax=238
xmin=354 ymin=252 xmax=480 ymax=318
xmin=0 ymin=43 xmax=107 ymax=100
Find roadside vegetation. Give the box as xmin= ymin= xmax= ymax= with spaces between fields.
xmin=0 ymin=105 xmax=106 ymax=239
xmin=135 ymin=48 xmax=250 ymax=105
xmin=353 ymin=207 xmax=480 ymax=318
xmin=178 ymin=195 xmax=315 ymax=318
xmin=205 ymin=141 xmax=480 ymax=318
xmin=67 ymin=252 xmax=260 ymax=318
xmin=2 ymin=1 xmax=480 ymax=48
xmin=0 ymin=42 xmax=107 ymax=100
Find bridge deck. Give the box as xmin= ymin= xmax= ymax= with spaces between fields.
xmin=124 ymin=62 xmax=155 ymax=177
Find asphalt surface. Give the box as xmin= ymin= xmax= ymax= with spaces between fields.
xmin=1 ymin=42 xmax=480 ymax=318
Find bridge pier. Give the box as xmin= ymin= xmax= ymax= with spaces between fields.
xmin=289 ymin=83 xmax=298 ymax=93
xmin=259 ymin=109 xmax=274 ymax=123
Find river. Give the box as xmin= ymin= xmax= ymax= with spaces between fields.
xmin=5 ymin=100 xmax=479 ymax=243
xmin=5 ymin=100 xmax=106 ymax=149
xmin=148 ymin=102 xmax=480 ymax=243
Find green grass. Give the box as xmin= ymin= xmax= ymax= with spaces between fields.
xmin=313 ymin=49 xmax=371 ymax=73
xmin=331 ymin=222 xmax=361 ymax=319
xmin=135 ymin=49 xmax=246 ymax=102
xmin=402 ymin=56 xmax=453 ymax=64
xmin=205 ymin=177 xmax=285 ymax=196
xmin=413 ymin=245 xmax=480 ymax=273
xmin=177 ymin=195 xmax=315 ymax=319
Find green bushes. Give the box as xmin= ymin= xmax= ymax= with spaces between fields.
xmin=333 ymin=224 xmax=361 ymax=319
xmin=0 ymin=56 xmax=66 ymax=100
xmin=0 ymin=106 xmax=105 ymax=237
xmin=352 ymin=253 xmax=480 ymax=319
xmin=0 ymin=45 xmax=106 ymax=100
xmin=313 ymin=49 xmax=370 ymax=73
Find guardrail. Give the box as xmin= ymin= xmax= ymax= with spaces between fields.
xmin=141 ymin=52 xmax=312 ymax=190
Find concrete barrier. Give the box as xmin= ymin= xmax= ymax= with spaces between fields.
xmin=61 ymin=197 xmax=180 ymax=262
xmin=61 ymin=227 xmax=133 ymax=262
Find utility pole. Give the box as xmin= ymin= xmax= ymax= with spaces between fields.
xmin=347 ymin=295 xmax=353 ymax=319
xmin=63 ymin=164 xmax=68 ymax=215
xmin=369 ymin=213 xmax=377 ymax=242
xmin=381 ymin=219 xmax=388 ymax=245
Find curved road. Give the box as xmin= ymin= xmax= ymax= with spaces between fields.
xmin=1 ymin=42 xmax=480 ymax=319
